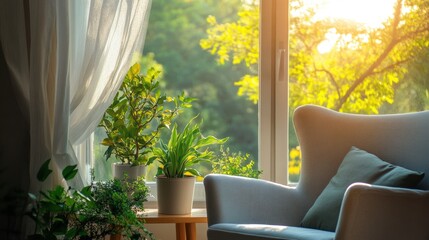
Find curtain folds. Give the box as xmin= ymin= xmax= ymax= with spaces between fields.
xmin=0 ymin=0 xmax=152 ymax=190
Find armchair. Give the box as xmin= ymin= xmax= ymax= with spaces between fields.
xmin=204 ymin=105 xmax=429 ymax=240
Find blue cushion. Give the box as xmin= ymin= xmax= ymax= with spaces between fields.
xmin=301 ymin=146 xmax=425 ymax=232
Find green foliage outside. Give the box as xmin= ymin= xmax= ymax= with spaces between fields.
xmin=200 ymin=6 xmax=259 ymax=104
xmin=92 ymin=0 xmax=262 ymax=181
xmin=288 ymin=147 xmax=302 ymax=183
xmin=143 ymin=0 xmax=258 ymax=160
xmin=211 ymin=147 xmax=262 ymax=179
xmin=200 ymin=0 xmax=429 ymax=181
xmin=201 ymin=0 xmax=429 ymax=114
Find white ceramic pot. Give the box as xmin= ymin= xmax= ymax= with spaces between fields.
xmin=156 ymin=175 xmax=196 ymax=215
xmin=112 ymin=163 xmax=145 ymax=181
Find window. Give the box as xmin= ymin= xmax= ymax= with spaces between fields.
xmin=90 ymin=0 xmax=429 ymax=197
xmin=91 ymin=0 xmax=261 ymax=204
xmin=141 ymin=0 xmax=259 ymax=182
xmin=284 ymin=0 xmax=429 ymax=183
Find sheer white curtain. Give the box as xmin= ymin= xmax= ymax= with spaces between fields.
xmin=0 ymin=0 xmax=151 ymax=190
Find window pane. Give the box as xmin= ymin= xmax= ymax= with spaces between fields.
xmin=92 ymin=0 xmax=260 ymax=181
xmin=288 ymin=0 xmax=429 ymax=182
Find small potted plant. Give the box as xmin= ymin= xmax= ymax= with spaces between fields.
xmin=152 ymin=116 xmax=228 ymax=214
xmin=99 ymin=63 xmax=192 ymax=180
xmin=27 ymin=159 xmax=154 ymax=239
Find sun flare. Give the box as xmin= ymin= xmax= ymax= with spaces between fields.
xmin=305 ymin=0 xmax=397 ymax=53
xmin=312 ymin=0 xmax=397 ymax=28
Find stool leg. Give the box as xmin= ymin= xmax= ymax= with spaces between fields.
xmin=185 ymin=223 xmax=197 ymax=240
xmin=176 ymin=223 xmax=186 ymax=240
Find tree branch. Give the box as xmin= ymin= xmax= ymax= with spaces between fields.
xmin=314 ymin=67 xmax=342 ymax=100
xmin=335 ymin=0 xmax=404 ymax=110
xmin=372 ymin=59 xmax=409 ymax=75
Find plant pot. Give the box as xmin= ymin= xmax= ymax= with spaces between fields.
xmin=112 ymin=163 xmax=145 ymax=181
xmin=156 ymin=175 xmax=196 ymax=215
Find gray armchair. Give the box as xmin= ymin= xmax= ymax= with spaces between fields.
xmin=204 ymin=104 xmax=429 ymax=240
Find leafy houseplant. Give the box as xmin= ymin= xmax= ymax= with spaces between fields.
xmin=27 ymin=159 xmax=154 ymax=240
xmin=152 ymin=117 xmax=228 ymax=214
xmin=81 ymin=176 xmax=153 ymax=239
xmin=99 ymin=63 xmax=192 ymax=179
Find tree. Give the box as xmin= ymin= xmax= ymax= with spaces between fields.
xmin=200 ymin=4 xmax=259 ymax=104
xmin=143 ymin=0 xmax=258 ymax=158
xmin=201 ymin=0 xmax=429 ymax=114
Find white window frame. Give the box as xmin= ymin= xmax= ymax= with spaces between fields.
xmin=259 ymin=0 xmax=290 ymax=185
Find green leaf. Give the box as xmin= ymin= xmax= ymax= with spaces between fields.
xmin=76 ymin=189 xmax=92 ymax=202
xmin=127 ymin=63 xmax=141 ymax=79
xmin=185 ymin=168 xmax=201 ymax=177
xmin=147 ymin=156 xmax=157 ymax=165
xmin=28 ymin=193 xmax=37 ymax=201
xmin=156 ymin=167 xmax=164 ymax=176
xmin=51 ymin=218 xmax=68 ymax=235
xmin=50 ymin=186 xmax=66 ymax=199
xmin=101 ymin=138 xmax=114 ymax=146
xmin=80 ymin=186 xmax=92 ymax=197
xmin=37 ymin=159 xmax=53 ymax=182
xmin=106 ymin=108 xmax=116 ymax=117
xmin=62 ymin=165 xmax=78 ymax=181
xmin=196 ymin=136 xmax=228 ymax=149
xmin=104 ymin=146 xmax=114 ymax=161
xmin=157 ymin=122 xmax=169 ymax=130
xmin=65 ymin=228 xmax=79 ymax=239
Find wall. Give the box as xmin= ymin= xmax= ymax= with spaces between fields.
xmin=0 ymin=44 xmax=30 ymax=239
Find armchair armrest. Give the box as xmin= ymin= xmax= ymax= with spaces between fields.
xmin=204 ymin=174 xmax=306 ymax=227
xmin=336 ymin=183 xmax=429 ymax=240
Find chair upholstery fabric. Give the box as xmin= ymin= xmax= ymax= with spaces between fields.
xmin=208 ymin=224 xmax=335 ymax=240
xmin=204 ymin=105 xmax=429 ymax=240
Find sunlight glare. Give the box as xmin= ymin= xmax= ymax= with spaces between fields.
xmin=313 ymin=0 xmax=396 ymax=29
xmin=307 ymin=0 xmax=397 ymax=53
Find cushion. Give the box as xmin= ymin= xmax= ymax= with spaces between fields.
xmin=301 ymin=146 xmax=425 ymax=232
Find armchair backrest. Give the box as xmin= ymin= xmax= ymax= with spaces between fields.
xmin=293 ymin=105 xmax=429 ymax=206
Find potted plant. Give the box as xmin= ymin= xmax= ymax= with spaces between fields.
xmin=27 ymin=159 xmax=154 ymax=240
xmin=99 ymin=63 xmax=192 ymax=180
xmin=152 ymin=116 xmax=228 ymax=214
